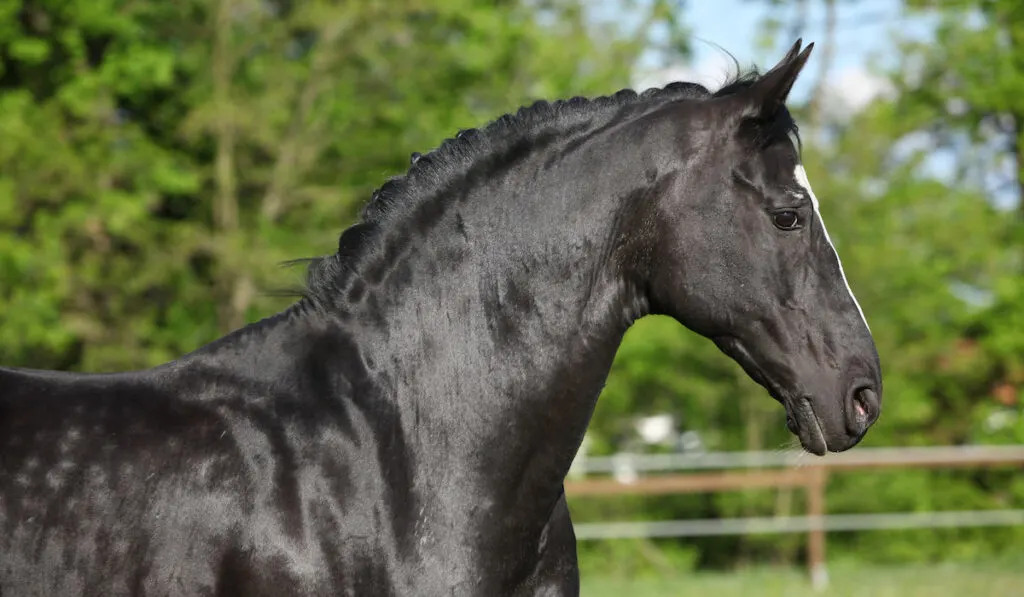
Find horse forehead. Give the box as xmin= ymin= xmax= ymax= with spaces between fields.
xmin=782 ymin=130 xmax=814 ymax=204
xmin=792 ymin=164 xmax=819 ymax=210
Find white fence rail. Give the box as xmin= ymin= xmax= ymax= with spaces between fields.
xmin=575 ymin=509 xmax=1024 ymax=540
xmin=565 ymin=444 xmax=1024 ymax=590
xmin=570 ymin=444 xmax=1024 ymax=476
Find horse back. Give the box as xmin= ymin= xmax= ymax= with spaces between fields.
xmin=0 ymin=365 xmax=269 ymax=595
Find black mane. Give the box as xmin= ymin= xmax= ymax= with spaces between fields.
xmin=301 ymin=68 xmax=797 ymax=307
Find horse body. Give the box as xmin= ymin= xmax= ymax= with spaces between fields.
xmin=0 ymin=318 xmax=582 ymax=596
xmin=0 ymin=86 xmax=655 ymax=594
xmin=0 ymin=290 xmax=594 ymax=596
xmin=1 ymin=364 xmax=252 ymax=595
xmin=0 ymin=40 xmax=882 ymax=596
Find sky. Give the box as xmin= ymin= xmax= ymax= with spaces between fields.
xmin=591 ymin=0 xmax=1019 ymax=212
xmin=628 ymin=0 xmax=937 ymax=111
xmin=622 ymin=1 xmax=1024 ymax=209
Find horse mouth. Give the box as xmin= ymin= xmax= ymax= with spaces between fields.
xmin=713 ymin=336 xmax=829 ymax=456
xmin=786 ymin=398 xmax=827 ymax=456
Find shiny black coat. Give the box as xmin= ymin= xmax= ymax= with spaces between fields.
xmin=0 ymin=40 xmax=882 ymax=596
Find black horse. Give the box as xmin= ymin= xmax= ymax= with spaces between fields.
xmin=0 ymin=40 xmax=881 ymax=596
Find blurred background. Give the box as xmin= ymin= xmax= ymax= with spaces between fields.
xmin=0 ymin=0 xmax=1021 ymax=595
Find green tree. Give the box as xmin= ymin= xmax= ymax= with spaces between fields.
xmin=0 ymin=0 xmax=687 ymax=372
xmin=895 ymin=0 xmax=1024 ymax=443
xmin=577 ymin=0 xmax=1024 ymax=570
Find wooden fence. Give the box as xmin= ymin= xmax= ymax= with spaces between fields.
xmin=563 ymin=445 xmax=1024 ymax=589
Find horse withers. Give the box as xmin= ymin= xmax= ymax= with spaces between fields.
xmin=0 ymin=39 xmax=880 ymax=596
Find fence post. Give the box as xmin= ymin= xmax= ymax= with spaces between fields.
xmin=806 ymin=464 xmax=829 ymax=591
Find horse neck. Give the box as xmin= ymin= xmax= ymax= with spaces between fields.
xmin=335 ymin=146 xmax=654 ymax=513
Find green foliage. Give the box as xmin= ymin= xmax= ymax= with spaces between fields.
xmin=576 ymin=0 xmax=1024 ymax=572
xmin=1 ymin=0 xmax=1022 ymax=573
xmin=578 ymin=538 xmax=701 ymax=580
xmin=0 ymin=0 xmax=686 ymax=370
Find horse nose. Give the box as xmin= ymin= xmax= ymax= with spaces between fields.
xmin=846 ymin=384 xmax=880 ymax=437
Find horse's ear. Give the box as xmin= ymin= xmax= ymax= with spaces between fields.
xmin=733 ymin=39 xmax=814 ymax=120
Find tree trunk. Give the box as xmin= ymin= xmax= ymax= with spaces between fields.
xmin=211 ymin=0 xmax=246 ymax=333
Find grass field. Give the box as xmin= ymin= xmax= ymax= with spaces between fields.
xmin=580 ymin=563 xmax=1024 ymax=597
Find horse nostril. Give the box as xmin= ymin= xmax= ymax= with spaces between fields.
xmin=851 ymin=386 xmax=879 ymax=430
xmin=853 ymin=393 xmax=867 ymax=419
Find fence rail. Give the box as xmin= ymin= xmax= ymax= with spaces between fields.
xmin=569 ymin=444 xmax=1024 ymax=475
xmin=574 ymin=509 xmax=1024 ymax=540
xmin=563 ymin=444 xmax=1024 ymax=590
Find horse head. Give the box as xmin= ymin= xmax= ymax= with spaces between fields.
xmin=645 ymin=40 xmax=881 ymax=454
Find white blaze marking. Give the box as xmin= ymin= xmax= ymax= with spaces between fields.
xmin=793 ymin=165 xmax=870 ymax=331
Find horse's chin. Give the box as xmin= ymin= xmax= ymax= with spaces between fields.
xmin=786 ymin=397 xmax=827 ymax=456
xmin=715 ymin=336 xmax=852 ymax=457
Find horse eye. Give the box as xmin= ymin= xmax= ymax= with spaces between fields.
xmin=772 ymin=211 xmax=799 ymax=230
